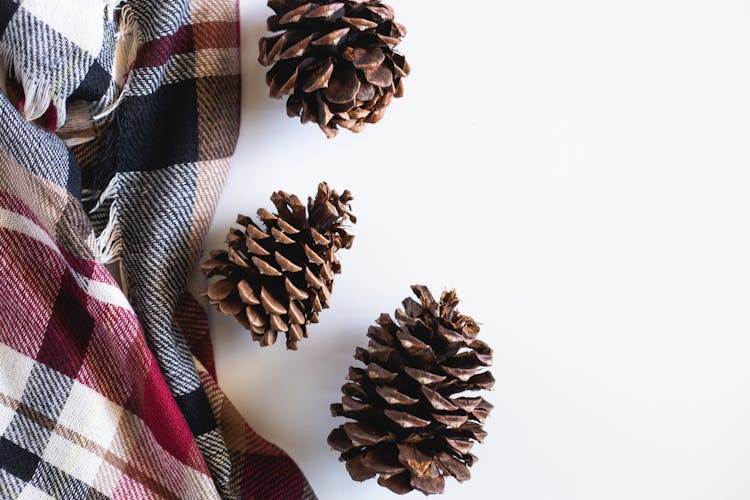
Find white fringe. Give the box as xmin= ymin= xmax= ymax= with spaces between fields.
xmin=94 ymin=2 xmax=139 ymax=121
xmin=89 ymin=174 xmax=123 ymax=264
xmin=0 ymin=42 xmax=66 ymax=128
xmin=81 ymin=188 xmax=101 ymax=205
xmin=87 ymin=2 xmax=135 ymax=265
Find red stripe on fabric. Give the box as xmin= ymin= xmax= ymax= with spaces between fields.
xmin=63 ymin=247 xmax=98 ymax=278
xmin=90 ymin=262 xmax=120 ymax=286
xmin=0 ymin=230 xmax=64 ymax=357
xmin=0 ymin=191 xmax=43 ymax=224
xmin=36 ymin=268 xmax=95 ymax=378
xmin=130 ymin=361 xmax=201 ymax=466
xmin=133 ymin=21 xmax=241 ymax=69
xmin=193 ymin=21 xmax=238 ymax=51
xmin=77 ymin=307 xmax=146 ymax=407
xmin=240 ymin=454 xmax=306 ymax=499
xmin=133 ymin=24 xmax=194 ymax=68
xmin=0 ymin=192 xmax=109 ymax=283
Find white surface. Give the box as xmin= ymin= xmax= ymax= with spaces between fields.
xmin=207 ymin=1 xmax=750 ymax=499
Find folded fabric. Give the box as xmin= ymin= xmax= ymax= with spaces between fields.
xmin=0 ymin=0 xmax=315 ymax=497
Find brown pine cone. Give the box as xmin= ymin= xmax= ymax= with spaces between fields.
xmin=327 ymin=286 xmax=494 ymax=495
xmin=258 ymin=0 xmax=410 ymax=138
xmin=202 ymin=183 xmax=355 ymax=349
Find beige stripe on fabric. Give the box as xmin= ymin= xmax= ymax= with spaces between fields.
xmin=192 ymin=158 xmax=231 ymax=249
xmin=0 ymin=147 xmax=97 ymax=261
xmin=110 ymin=398 xmax=220 ymax=499
xmin=0 ymin=207 xmax=60 ymax=254
xmin=0 ymin=148 xmax=74 ymax=242
xmin=195 ymin=48 xmax=240 ymax=79
xmin=190 ymin=0 xmax=238 ymax=23
xmin=196 ymin=76 xmax=241 ymax=161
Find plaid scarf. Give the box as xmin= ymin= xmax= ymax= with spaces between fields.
xmin=0 ymin=0 xmax=315 ymax=498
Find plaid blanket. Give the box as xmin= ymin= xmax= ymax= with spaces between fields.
xmin=0 ymin=0 xmax=315 ymax=498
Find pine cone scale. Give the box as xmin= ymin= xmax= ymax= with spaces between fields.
xmin=346 ymin=456 xmax=377 ymax=481
xmin=207 ymin=279 xmax=234 ymax=300
xmin=237 ymin=281 xmax=259 ymax=304
xmin=303 ymin=59 xmax=334 ymax=91
xmin=377 ymin=473 xmax=412 ymax=495
xmin=361 ymin=449 xmax=405 ymax=475
xmin=436 ymin=451 xmax=470 ymax=481
xmin=325 ymin=65 xmax=359 ymax=103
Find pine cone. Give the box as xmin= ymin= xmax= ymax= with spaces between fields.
xmin=202 ymin=183 xmax=355 ymax=349
xmin=258 ymin=0 xmax=410 ymax=138
xmin=327 ymin=286 xmax=494 ymax=495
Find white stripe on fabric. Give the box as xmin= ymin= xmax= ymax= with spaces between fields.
xmin=20 ymin=0 xmax=105 ymax=55
xmin=0 ymin=207 xmax=60 ymax=255
xmin=85 ymin=277 xmax=133 ymax=313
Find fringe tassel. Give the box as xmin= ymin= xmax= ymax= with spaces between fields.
xmin=0 ymin=43 xmax=65 ymax=129
xmin=89 ymin=174 xmax=123 ymax=264
xmin=94 ymin=2 xmax=139 ymax=121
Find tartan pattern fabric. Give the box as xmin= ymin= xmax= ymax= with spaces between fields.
xmin=0 ymin=0 xmax=316 ymax=498
xmin=0 ymin=192 xmax=218 ymax=498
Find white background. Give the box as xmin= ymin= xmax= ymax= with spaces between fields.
xmin=205 ymin=1 xmax=750 ymax=499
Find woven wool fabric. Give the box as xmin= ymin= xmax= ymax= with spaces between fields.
xmin=0 ymin=0 xmax=315 ymax=498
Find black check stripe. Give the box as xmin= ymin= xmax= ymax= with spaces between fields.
xmin=0 ymin=437 xmax=40 ymax=482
